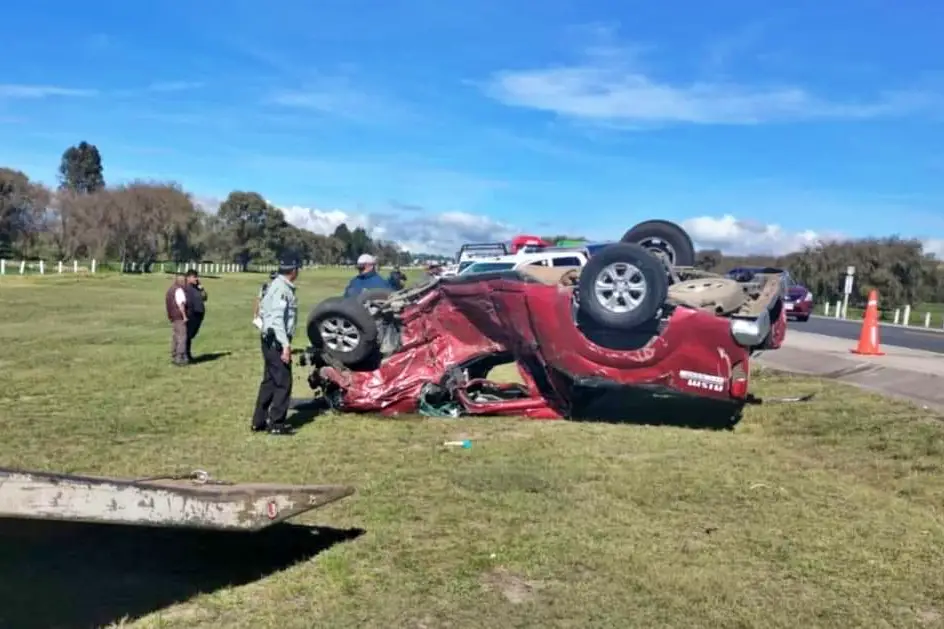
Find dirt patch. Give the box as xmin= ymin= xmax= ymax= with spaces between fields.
xmin=481 ymin=567 xmax=545 ymax=604
xmin=917 ymin=608 xmax=942 ymax=626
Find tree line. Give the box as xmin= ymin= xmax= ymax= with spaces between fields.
xmin=2 ymin=141 xmax=941 ymax=304
xmin=0 ymin=141 xmax=412 ymax=267
xmin=693 ymin=240 xmax=944 ymax=306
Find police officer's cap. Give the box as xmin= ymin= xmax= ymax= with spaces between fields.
xmin=278 ymin=258 xmax=300 ymax=274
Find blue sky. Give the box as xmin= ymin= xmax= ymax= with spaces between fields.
xmin=1 ymin=0 xmax=942 ymax=255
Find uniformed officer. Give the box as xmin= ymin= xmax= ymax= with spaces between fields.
xmin=387 ymin=265 xmax=407 ymax=290
xmin=252 ymin=271 xmax=278 ymax=330
xmin=183 ymin=269 xmax=208 ymax=361
xmin=251 ymin=259 xmax=300 ymax=435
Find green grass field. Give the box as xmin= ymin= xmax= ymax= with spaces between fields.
xmin=2 ymin=269 xmax=944 ymax=629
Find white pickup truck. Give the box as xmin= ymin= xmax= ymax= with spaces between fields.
xmin=458 ymin=248 xmax=589 ymax=275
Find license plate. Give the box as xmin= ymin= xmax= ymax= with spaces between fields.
xmin=784 ymin=303 xmax=794 ymax=310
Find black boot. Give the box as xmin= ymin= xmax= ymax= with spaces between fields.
xmin=267 ymin=422 xmax=296 ymax=436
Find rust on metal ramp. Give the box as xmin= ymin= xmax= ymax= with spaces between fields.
xmin=0 ymin=467 xmax=355 ymax=532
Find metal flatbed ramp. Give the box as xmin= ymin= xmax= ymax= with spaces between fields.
xmin=0 ymin=467 xmax=355 ymax=532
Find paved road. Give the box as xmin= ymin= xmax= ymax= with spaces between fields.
xmin=796 ymin=315 xmax=944 ymax=354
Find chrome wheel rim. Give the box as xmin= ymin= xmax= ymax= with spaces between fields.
xmin=593 ymin=262 xmax=647 ymax=313
xmin=318 ymin=317 xmax=360 ymax=352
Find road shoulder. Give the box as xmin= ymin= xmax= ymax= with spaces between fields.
xmin=755 ymin=331 xmax=944 ymax=412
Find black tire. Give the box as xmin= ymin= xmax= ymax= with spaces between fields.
xmin=795 ymin=314 xmax=810 ymax=322
xmin=306 ymin=297 xmax=379 ymax=367
xmin=577 ymin=243 xmax=669 ymax=329
xmin=620 ymin=219 xmax=696 ymax=267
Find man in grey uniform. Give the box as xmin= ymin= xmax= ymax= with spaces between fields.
xmin=251 ymin=259 xmax=300 ymax=435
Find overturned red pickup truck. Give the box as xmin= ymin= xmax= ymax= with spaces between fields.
xmin=301 ymin=220 xmax=787 ymax=425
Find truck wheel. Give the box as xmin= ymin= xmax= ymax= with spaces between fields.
xmin=578 ymin=243 xmax=668 ymax=329
xmin=667 ymin=278 xmax=745 ymax=314
xmin=307 ymin=297 xmax=379 ymax=367
xmin=620 ymin=219 xmax=696 ymax=267
xmin=356 ymin=288 xmax=392 ymax=316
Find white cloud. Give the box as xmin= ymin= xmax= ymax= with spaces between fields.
xmin=683 ymin=214 xmax=944 ymax=259
xmin=192 ymin=196 xmax=221 ymax=214
xmin=266 ymin=77 xmax=411 ymax=124
xmin=483 ymin=46 xmax=935 ymax=126
xmin=276 ymin=204 xmax=517 ymax=255
xmin=279 ymin=204 xmax=370 ymax=235
xmin=681 ymin=214 xmax=837 ymax=255
xmin=0 ymin=84 xmax=97 ymax=99
xmin=923 ymin=239 xmax=944 ymax=260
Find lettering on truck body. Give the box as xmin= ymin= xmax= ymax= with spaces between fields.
xmin=679 ymin=369 xmax=726 ymax=393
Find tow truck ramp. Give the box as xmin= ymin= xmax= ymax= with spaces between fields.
xmin=0 ymin=467 xmax=355 ymax=532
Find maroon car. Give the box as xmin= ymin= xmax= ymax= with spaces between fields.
xmin=726 ymin=267 xmax=812 ymax=322
xmin=301 ymin=221 xmax=788 ymax=426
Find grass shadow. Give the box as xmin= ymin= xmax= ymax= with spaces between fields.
xmin=190 ymin=351 xmax=231 ymax=364
xmin=0 ymin=519 xmax=364 ymax=629
xmin=289 ymin=397 xmax=331 ymax=428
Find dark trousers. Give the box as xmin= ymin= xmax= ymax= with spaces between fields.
xmin=252 ymin=338 xmax=293 ymax=429
xmin=186 ymin=312 xmax=204 ymax=359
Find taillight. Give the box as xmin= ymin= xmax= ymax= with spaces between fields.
xmin=729 ymin=361 xmax=749 ymax=399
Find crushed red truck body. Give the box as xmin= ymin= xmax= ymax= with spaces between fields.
xmin=305 ymin=265 xmax=787 ymax=425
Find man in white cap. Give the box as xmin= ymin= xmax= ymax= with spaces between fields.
xmin=343 ymin=253 xmax=394 ymax=298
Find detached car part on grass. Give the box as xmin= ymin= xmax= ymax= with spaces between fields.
xmin=0 ymin=467 xmax=355 ymax=532
xmin=301 ymin=220 xmax=787 ymax=422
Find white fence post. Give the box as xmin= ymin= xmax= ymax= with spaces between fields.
xmin=160 ymin=263 xmax=165 ymax=273
xmin=57 ymin=260 xmax=63 ymax=274
xmin=0 ymin=259 xmax=4 ymax=275
xmin=73 ymin=260 xmax=78 ymax=273
xmin=39 ymin=260 xmax=44 ymax=275
xmin=893 ymin=308 xmax=900 ymax=324
xmin=19 ymin=260 xmax=25 ymax=274
xmin=924 ymin=312 xmax=931 ymax=328
xmin=834 ymin=300 xmax=841 ymax=319
xmin=91 ymin=259 xmax=97 ymax=273
xmin=824 ymin=302 xmax=831 ymax=316
xmin=903 ymin=305 xmax=911 ymax=326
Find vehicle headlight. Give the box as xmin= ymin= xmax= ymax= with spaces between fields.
xmin=802 ymin=292 xmax=812 ymax=302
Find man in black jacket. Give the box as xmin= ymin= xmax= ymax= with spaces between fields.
xmin=183 ymin=269 xmax=208 ymax=361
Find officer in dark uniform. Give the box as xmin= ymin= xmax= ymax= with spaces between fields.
xmin=388 ymin=266 xmax=407 ymax=290
xmin=251 ymin=259 xmax=299 ymax=435
xmin=183 ymin=269 xmax=208 ymax=361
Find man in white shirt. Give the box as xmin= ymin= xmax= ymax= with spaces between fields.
xmin=164 ymin=272 xmax=189 ymax=365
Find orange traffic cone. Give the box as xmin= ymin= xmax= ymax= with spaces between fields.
xmin=851 ymin=289 xmax=885 ymax=356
